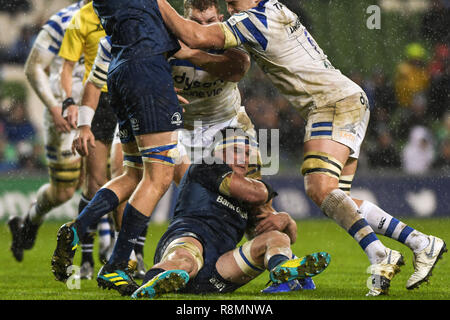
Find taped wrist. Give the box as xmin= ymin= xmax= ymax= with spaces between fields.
xmin=77 ymin=105 xmax=96 ymax=127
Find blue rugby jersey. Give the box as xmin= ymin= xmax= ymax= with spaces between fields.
xmin=172 ymin=161 xmax=249 ymax=247
xmin=92 ymin=0 xmax=180 ymax=72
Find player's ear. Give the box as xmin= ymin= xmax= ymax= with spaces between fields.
xmin=219 ymin=14 xmax=224 ymax=22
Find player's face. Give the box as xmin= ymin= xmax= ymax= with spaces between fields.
xmin=226 ymin=144 xmax=250 ymax=175
xmin=186 ymin=6 xmax=223 ymax=25
xmin=225 ymin=0 xmax=256 ymax=15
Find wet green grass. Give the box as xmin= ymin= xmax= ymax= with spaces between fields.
xmin=0 ymin=218 xmax=449 ymax=300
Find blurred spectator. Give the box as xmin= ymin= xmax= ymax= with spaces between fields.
xmin=392 ymin=92 xmax=429 ymax=141
xmin=401 ymin=126 xmax=436 ymax=175
xmin=428 ymin=46 xmax=450 ymax=120
xmin=367 ymin=128 xmax=401 ymax=169
xmin=0 ymin=99 xmax=43 ymax=171
xmin=394 ymin=43 xmax=430 ymax=108
xmin=365 ymin=71 xmax=398 ymax=140
xmin=421 ymin=0 xmax=450 ymax=45
xmin=433 ymin=138 xmax=450 ymax=171
xmin=0 ymin=0 xmax=31 ymax=15
xmin=4 ymin=25 xmax=37 ymax=64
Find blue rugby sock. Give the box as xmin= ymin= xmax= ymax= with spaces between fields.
xmin=108 ymin=203 xmax=150 ymax=266
xmin=143 ymin=268 xmax=166 ymax=284
xmin=268 ymin=254 xmax=290 ymax=271
xmin=74 ymin=188 xmax=119 ymax=237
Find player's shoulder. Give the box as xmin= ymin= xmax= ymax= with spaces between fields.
xmin=43 ymin=1 xmax=83 ymax=33
xmin=188 ymin=161 xmax=232 ymax=190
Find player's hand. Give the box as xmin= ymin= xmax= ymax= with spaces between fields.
xmin=72 ymin=126 xmax=95 ymax=156
xmin=254 ymin=211 xmax=290 ymax=235
xmin=50 ymin=106 xmax=71 ymax=133
xmin=175 ymin=87 xmax=189 ymax=106
xmin=65 ymin=104 xmax=78 ymax=129
xmin=174 ymin=40 xmax=194 ymax=60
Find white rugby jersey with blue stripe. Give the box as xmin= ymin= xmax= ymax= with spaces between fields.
xmin=35 ymin=1 xmax=85 ymax=101
xmin=221 ymin=0 xmax=362 ymax=117
xmin=92 ymin=36 xmax=245 ymax=128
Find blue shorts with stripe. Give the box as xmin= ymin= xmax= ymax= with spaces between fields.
xmin=153 ymin=217 xmax=243 ymax=294
xmin=107 ymin=54 xmax=183 ymax=144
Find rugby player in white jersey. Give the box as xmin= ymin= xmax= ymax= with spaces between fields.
xmin=156 ymin=0 xmax=447 ymax=295
xmin=7 ymin=1 xmax=88 ymax=263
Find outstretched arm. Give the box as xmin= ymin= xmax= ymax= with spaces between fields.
xmin=157 ymin=0 xmax=226 ymax=49
xmin=175 ymin=41 xmax=250 ymax=82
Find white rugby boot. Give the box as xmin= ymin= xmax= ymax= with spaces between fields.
xmin=406 ymin=236 xmax=447 ymax=290
xmin=366 ymin=248 xmax=404 ymax=297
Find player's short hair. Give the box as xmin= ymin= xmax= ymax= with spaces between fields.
xmin=183 ymin=0 xmax=220 ymax=13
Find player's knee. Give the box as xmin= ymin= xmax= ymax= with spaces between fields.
xmin=304 ymin=179 xmax=336 ymax=207
xmin=49 ymin=184 xmax=76 ymax=205
xmin=266 ymin=230 xmax=290 ymax=246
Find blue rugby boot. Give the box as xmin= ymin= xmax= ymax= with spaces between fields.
xmin=270 ymin=252 xmax=331 ymax=284
xmin=51 ymin=221 xmax=79 ymax=282
xmin=261 ymin=277 xmax=316 ymax=293
xmin=97 ymin=262 xmax=139 ymax=296
xmin=131 ymin=270 xmax=189 ymax=299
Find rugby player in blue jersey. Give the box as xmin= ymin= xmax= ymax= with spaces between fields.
xmin=51 ymin=0 xmax=185 ymax=296
xmin=130 ymin=128 xmax=330 ymax=299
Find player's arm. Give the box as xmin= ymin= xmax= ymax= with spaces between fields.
xmin=24 ymin=29 xmax=71 ymax=133
xmin=59 ymin=11 xmax=85 ymax=128
xmin=225 ymin=173 xmax=272 ymax=205
xmin=72 ymin=38 xmax=109 ymax=157
xmin=157 ymin=0 xmax=229 ymax=49
xmin=253 ymin=202 xmax=297 ymax=244
xmin=175 ymin=42 xmax=250 ymax=82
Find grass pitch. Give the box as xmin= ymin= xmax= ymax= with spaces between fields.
xmin=0 ymin=218 xmax=449 ymax=300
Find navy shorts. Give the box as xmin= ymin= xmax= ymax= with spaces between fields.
xmin=154 ymin=218 xmax=243 ymax=294
xmin=91 ymin=92 xmax=117 ymax=143
xmin=108 ymin=54 xmax=183 ymax=144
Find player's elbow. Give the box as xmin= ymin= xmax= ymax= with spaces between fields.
xmin=244 ymin=185 xmax=268 ymax=205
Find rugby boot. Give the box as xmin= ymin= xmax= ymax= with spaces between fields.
xmin=8 ymin=216 xmax=24 ymax=262
xmin=269 ymin=252 xmax=331 ymax=284
xmin=366 ymin=248 xmax=404 ymax=296
xmin=406 ymin=236 xmax=447 ymax=290
xmin=79 ymin=261 xmax=94 ymax=280
xmin=262 ymin=277 xmax=316 ymax=293
xmin=97 ymin=262 xmax=139 ymax=296
xmin=131 ymin=270 xmax=189 ymax=299
xmin=134 ymin=253 xmax=147 ymax=280
xmin=51 ymin=221 xmax=80 ymax=282
xmin=21 ymin=214 xmax=40 ymax=250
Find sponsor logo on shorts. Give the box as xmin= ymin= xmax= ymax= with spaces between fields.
xmin=130 ymin=118 xmax=139 ymax=131
xmin=119 ymin=129 xmax=128 ymax=139
xmin=171 ymin=112 xmax=183 ymax=126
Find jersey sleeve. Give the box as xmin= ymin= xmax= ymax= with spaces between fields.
xmin=189 ymin=162 xmax=233 ymax=195
xmin=221 ymin=11 xmax=268 ymax=51
xmin=87 ymin=36 xmax=111 ymax=88
xmin=58 ymin=11 xmax=85 ymax=62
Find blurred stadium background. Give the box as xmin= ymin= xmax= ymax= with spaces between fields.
xmin=0 ymin=0 xmax=449 ymax=223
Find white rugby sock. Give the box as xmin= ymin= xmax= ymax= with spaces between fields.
xmin=322 ymin=189 xmax=387 ymax=264
xmin=28 ymin=184 xmax=55 ymax=225
xmin=359 ymin=200 xmax=429 ymax=253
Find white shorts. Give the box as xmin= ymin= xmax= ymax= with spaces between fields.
xmin=43 ymin=109 xmax=80 ymax=164
xmin=177 ymin=107 xmax=256 ymax=163
xmin=304 ymin=92 xmax=370 ymax=159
